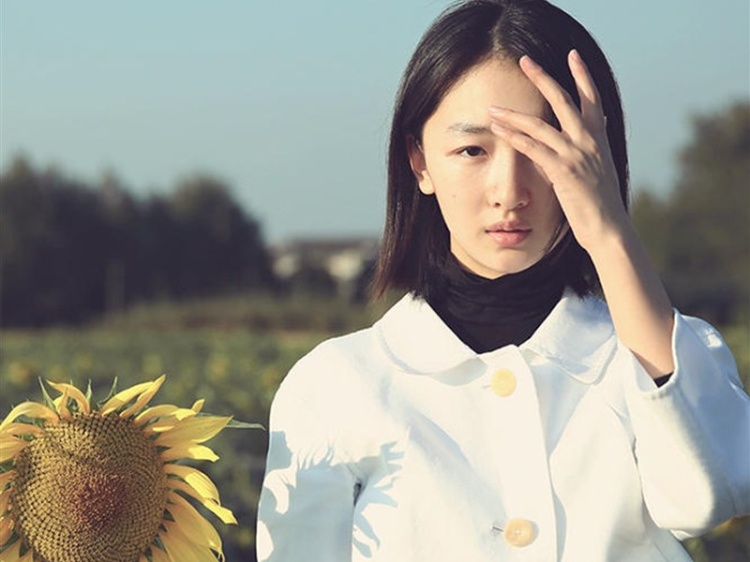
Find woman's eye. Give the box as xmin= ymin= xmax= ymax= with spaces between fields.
xmin=459 ymin=146 xmax=485 ymax=157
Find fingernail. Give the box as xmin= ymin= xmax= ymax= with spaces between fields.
xmin=489 ymin=106 xmax=506 ymax=115
xmin=520 ymin=55 xmax=539 ymax=68
xmin=491 ymin=122 xmax=510 ymax=135
xmin=570 ymin=49 xmax=582 ymax=63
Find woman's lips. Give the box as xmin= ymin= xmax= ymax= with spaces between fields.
xmin=486 ymin=225 xmax=531 ymax=247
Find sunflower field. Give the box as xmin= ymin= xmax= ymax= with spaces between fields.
xmin=1 ymin=295 xmax=748 ymax=561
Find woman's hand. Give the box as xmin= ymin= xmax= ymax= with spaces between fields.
xmin=489 ymin=49 xmax=676 ymax=378
xmin=488 ymin=49 xmax=628 ymax=254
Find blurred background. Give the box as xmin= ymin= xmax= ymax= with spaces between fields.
xmin=1 ymin=1 xmax=748 ymax=560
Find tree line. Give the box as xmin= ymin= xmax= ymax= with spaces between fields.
xmin=1 ymin=101 xmax=748 ymax=328
xmin=1 ymin=160 xmax=276 ymax=326
xmin=631 ymin=101 xmax=749 ymax=327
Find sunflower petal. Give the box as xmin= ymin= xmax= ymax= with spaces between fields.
xmin=198 ymin=499 xmax=237 ymax=525
xmin=191 ymin=399 xmax=205 ymax=413
xmin=0 ymin=488 xmax=11 ymax=517
xmin=119 ymin=375 xmax=166 ymax=419
xmin=148 ymin=545 xmax=172 ymax=562
xmin=160 ymin=443 xmax=219 ymax=463
xmin=18 ymin=544 xmax=35 ymax=562
xmin=0 ymin=402 xmax=59 ymax=430
xmin=168 ymin=481 xmax=237 ymax=525
xmin=0 ymin=436 xmax=29 ymax=464
xmin=99 ymin=379 xmax=158 ymax=415
xmin=155 ymin=416 xmax=231 ymax=446
xmin=161 ymin=521 xmax=220 ymax=562
xmin=165 ymin=465 xmax=220 ymax=503
xmin=0 ymin=423 xmax=44 ymax=438
xmin=54 ymin=387 xmax=71 ymax=420
xmin=0 ymin=536 xmax=21 ymax=561
xmin=0 ymin=515 xmax=14 ymax=548
xmin=166 ymin=491 xmax=223 ymax=553
xmin=47 ymin=381 xmax=90 ymax=415
xmin=0 ymin=471 xmax=15 ymax=490
xmin=137 ymin=407 xmax=197 ymax=432
xmin=135 ymin=405 xmax=182 ymax=426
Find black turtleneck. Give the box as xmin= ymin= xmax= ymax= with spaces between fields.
xmin=426 ymin=238 xmax=571 ymax=354
xmin=425 ymin=238 xmax=673 ymax=387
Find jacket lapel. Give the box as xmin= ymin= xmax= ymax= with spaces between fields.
xmin=376 ymin=290 xmax=616 ymax=384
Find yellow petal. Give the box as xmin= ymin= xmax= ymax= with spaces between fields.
xmin=168 ymin=481 xmax=237 ymax=525
xmin=0 ymin=514 xmax=14 ymax=548
xmin=135 ymin=404 xmax=184 ymax=426
xmin=119 ymin=375 xmax=166 ymax=419
xmin=160 ymin=443 xmax=219 ymax=463
xmin=0 ymin=402 xmax=59 ymax=431
xmin=47 ymin=381 xmax=90 ymax=415
xmin=0 ymin=471 xmax=16 ymax=490
xmin=161 ymin=521 xmax=220 ymax=562
xmin=0 ymin=489 xmax=11 ymax=518
xmin=141 ymin=409 xmax=198 ymax=434
xmin=0 ymin=423 xmax=44 ymax=439
xmin=0 ymin=437 xmax=29 ymax=464
xmin=191 ymin=399 xmax=205 ymax=413
xmin=200 ymin=500 xmax=237 ymax=526
xmin=166 ymin=491 xmax=223 ymax=553
xmin=100 ymin=378 xmax=159 ymax=415
xmin=18 ymin=544 xmax=35 ymax=562
xmin=53 ymin=387 xmax=71 ymax=420
xmin=165 ymin=465 xmax=220 ymax=503
xmin=148 ymin=545 xmax=172 ymax=562
xmin=0 ymin=537 xmax=21 ymax=561
xmin=155 ymin=415 xmax=231 ymax=446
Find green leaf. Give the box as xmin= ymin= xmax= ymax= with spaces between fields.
xmin=38 ymin=377 xmax=55 ymax=410
xmin=197 ymin=412 xmax=265 ymax=430
xmin=96 ymin=377 xmax=119 ymax=408
xmin=225 ymin=419 xmax=265 ymax=430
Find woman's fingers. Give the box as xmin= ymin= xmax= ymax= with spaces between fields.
xmin=489 ymin=120 xmax=561 ymax=173
xmin=518 ymin=55 xmax=583 ymax=137
xmin=568 ymin=50 xmax=607 ymax=134
xmin=488 ymin=106 xmax=570 ymax=155
xmin=517 ymin=51 xmax=607 ymax=142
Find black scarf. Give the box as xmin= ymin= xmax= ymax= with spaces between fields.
xmin=426 ymin=238 xmax=572 ymax=353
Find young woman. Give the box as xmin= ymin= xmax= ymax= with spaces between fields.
xmin=257 ymin=1 xmax=750 ymax=560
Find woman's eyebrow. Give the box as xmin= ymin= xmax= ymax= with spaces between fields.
xmin=447 ymin=122 xmax=493 ymax=135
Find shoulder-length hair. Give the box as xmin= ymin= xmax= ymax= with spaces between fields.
xmin=371 ymin=0 xmax=628 ymax=299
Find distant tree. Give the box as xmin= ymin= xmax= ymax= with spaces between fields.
xmin=631 ymin=190 xmax=669 ymax=272
xmin=97 ymin=170 xmax=141 ymax=314
xmin=633 ymin=101 xmax=750 ymax=325
xmin=0 ymin=156 xmax=112 ymax=325
xmin=165 ymin=174 xmax=276 ymax=297
xmin=1 ymin=159 xmax=277 ymax=326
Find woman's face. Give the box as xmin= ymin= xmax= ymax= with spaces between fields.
xmin=408 ymin=57 xmax=565 ymax=279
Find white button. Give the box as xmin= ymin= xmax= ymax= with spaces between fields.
xmin=503 ymin=518 xmax=536 ymax=547
xmin=490 ymin=369 xmax=516 ymax=397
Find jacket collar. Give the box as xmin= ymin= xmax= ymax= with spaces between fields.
xmin=375 ymin=290 xmax=616 ymax=384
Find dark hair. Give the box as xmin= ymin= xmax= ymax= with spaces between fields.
xmin=372 ymin=0 xmax=628 ymax=299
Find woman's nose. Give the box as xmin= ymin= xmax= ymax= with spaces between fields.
xmin=487 ymin=150 xmax=530 ymax=209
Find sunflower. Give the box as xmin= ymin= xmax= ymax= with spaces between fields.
xmin=0 ymin=375 xmax=237 ymax=562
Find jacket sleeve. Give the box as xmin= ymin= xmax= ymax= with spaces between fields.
xmin=623 ymin=311 xmax=750 ymax=537
xmin=256 ymin=351 xmax=357 ymax=562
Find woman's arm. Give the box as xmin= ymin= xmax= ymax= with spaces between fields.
xmin=489 ymin=49 xmax=674 ymax=378
xmin=489 ymin=51 xmax=750 ymax=529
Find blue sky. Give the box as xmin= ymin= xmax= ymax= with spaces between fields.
xmin=2 ymin=1 xmax=748 ymax=242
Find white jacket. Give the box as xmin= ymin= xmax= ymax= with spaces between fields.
xmin=257 ymin=291 xmax=750 ymax=561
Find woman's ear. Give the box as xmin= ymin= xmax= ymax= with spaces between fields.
xmin=406 ymin=135 xmax=435 ymax=195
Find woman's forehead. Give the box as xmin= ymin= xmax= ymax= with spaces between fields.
xmin=426 ymin=58 xmax=548 ymax=131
